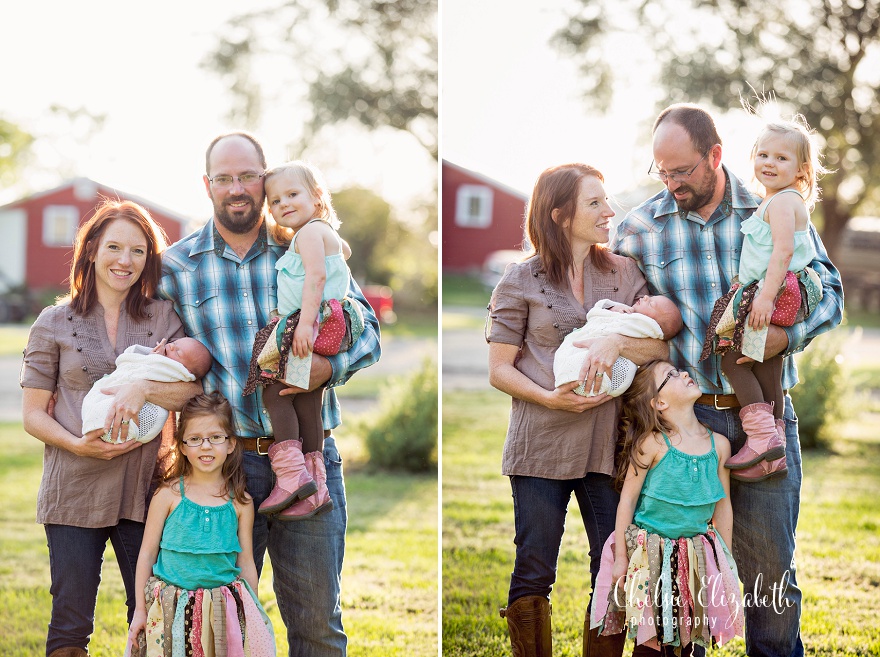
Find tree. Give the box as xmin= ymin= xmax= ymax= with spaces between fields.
xmin=554 ymin=0 xmax=880 ymax=258
xmin=203 ymin=0 xmax=438 ymax=160
xmin=0 ymin=118 xmax=33 ymax=186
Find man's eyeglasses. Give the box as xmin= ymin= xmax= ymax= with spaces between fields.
xmin=657 ymin=368 xmax=684 ymax=394
xmin=207 ymin=172 xmax=265 ymax=188
xmin=183 ymin=435 xmax=229 ymax=448
xmin=648 ymin=147 xmax=714 ymax=184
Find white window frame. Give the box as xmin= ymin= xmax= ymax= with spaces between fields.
xmin=455 ymin=184 xmax=494 ymax=228
xmin=43 ymin=205 xmax=80 ymax=247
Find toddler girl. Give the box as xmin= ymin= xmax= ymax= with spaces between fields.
xmin=127 ymin=392 xmax=275 ymax=656
xmin=701 ymin=116 xmax=825 ymax=482
xmin=590 ymin=360 xmax=743 ymax=654
xmin=244 ymin=161 xmax=362 ymax=519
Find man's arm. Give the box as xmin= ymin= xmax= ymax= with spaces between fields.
xmin=324 ymin=275 xmax=381 ymax=387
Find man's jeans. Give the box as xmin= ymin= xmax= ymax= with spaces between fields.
xmin=44 ymin=520 xmax=143 ymax=655
xmin=508 ymin=472 xmax=619 ymax=608
xmin=695 ymin=395 xmax=804 ymax=657
xmin=244 ymin=435 xmax=347 ymax=657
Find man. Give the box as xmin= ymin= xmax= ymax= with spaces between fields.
xmin=158 ymin=131 xmax=381 ymax=656
xmin=612 ymin=104 xmax=843 ymax=656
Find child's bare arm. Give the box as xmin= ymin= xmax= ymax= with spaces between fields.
xmin=711 ymin=435 xmax=734 ymax=548
xmin=292 ymin=224 xmax=329 ymax=359
xmin=236 ymin=498 xmax=260 ymax=594
xmin=751 ymin=197 xmax=797 ymax=329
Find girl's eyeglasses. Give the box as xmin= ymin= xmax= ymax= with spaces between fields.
xmin=182 ymin=435 xmax=228 ymax=448
xmin=657 ymin=368 xmax=684 ymax=393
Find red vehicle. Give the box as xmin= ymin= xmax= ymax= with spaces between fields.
xmin=363 ymin=285 xmax=396 ymax=323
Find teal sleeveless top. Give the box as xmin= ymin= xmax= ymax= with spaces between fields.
xmin=276 ymin=219 xmax=349 ymax=315
xmin=738 ymin=188 xmax=817 ymax=285
xmin=632 ymin=429 xmax=725 ymax=539
xmin=153 ymin=477 xmax=242 ymax=590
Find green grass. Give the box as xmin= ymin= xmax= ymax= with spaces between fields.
xmin=0 ymin=423 xmax=437 ymax=657
xmin=441 ymin=389 xmax=880 ymax=656
xmin=382 ymin=308 xmax=439 ymax=339
xmin=442 ymin=274 xmax=492 ymax=308
xmin=0 ymin=325 xmax=31 ymax=356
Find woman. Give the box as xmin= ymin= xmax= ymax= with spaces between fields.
xmin=21 ymin=200 xmax=202 ymax=657
xmin=487 ymin=164 xmax=668 ymax=657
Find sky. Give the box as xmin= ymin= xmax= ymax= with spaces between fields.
xmin=1 ymin=2 xmax=435 ymax=223
xmin=441 ymin=0 xmax=765 ymax=206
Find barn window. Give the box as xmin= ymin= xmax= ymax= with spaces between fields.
xmin=455 ymin=185 xmax=494 ymax=228
xmin=43 ymin=205 xmax=80 ymax=247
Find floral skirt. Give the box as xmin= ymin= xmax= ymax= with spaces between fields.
xmin=243 ymin=297 xmax=365 ymax=396
xmin=132 ymin=576 xmax=275 ymax=657
xmin=590 ymin=525 xmax=743 ymax=652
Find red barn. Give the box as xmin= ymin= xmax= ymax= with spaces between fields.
xmin=0 ymin=178 xmax=189 ymax=295
xmin=442 ymin=160 xmax=529 ymax=272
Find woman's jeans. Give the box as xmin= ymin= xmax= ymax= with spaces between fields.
xmin=508 ymin=472 xmax=619 ymax=608
xmin=44 ymin=519 xmax=144 ymax=654
xmin=695 ymin=394 xmax=804 ymax=657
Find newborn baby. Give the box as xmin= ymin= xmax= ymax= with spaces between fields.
xmin=82 ymin=337 xmax=212 ymax=443
xmin=554 ymin=295 xmax=683 ymax=397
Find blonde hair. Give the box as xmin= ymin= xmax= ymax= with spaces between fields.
xmin=263 ymin=161 xmax=339 ymax=246
xmin=751 ymin=116 xmax=827 ymax=211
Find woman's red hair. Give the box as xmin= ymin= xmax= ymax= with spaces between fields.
xmin=68 ymin=199 xmax=169 ymax=318
xmin=525 ymin=163 xmax=614 ymax=287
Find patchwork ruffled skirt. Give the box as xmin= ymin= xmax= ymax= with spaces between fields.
xmin=243 ymin=298 xmax=365 ymax=396
xmin=590 ymin=524 xmax=743 ymax=652
xmin=131 ymin=576 xmax=275 ymax=657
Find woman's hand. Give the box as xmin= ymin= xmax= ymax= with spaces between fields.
xmin=76 ymin=427 xmax=142 ymax=460
xmin=748 ymin=294 xmax=775 ymax=330
xmin=99 ymin=383 xmax=146 ymax=443
xmin=292 ymin=322 xmax=314 ymax=359
xmin=545 ymin=381 xmax=610 ymax=412
xmin=572 ymin=336 xmax=621 ymax=394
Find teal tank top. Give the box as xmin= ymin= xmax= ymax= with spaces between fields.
xmin=738 ymin=188 xmax=817 ymax=285
xmin=632 ymin=429 xmax=725 ymax=539
xmin=276 ymin=219 xmax=349 ymax=315
xmin=153 ymin=477 xmax=242 ymax=590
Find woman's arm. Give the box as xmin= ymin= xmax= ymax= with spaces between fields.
xmin=711 ymin=435 xmax=734 ymax=548
xmin=573 ymin=335 xmax=670 ymax=393
xmin=127 ymin=486 xmax=173 ymax=650
xmin=292 ymin=224 xmax=329 ymax=359
xmin=22 ymin=387 xmax=141 ymax=459
xmin=96 ymin=380 xmax=203 ymax=443
xmin=488 ymin=342 xmax=609 ymax=413
xmin=236 ymin=498 xmax=260 ymax=593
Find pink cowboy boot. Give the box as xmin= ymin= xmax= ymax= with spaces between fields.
xmin=726 ymin=402 xmax=785 ymax=470
xmin=277 ymin=451 xmax=334 ymax=520
xmin=730 ymin=414 xmax=788 ymax=482
xmin=258 ymin=439 xmax=318 ymax=515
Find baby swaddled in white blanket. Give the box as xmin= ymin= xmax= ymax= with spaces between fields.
xmin=554 ymin=296 xmax=682 ymax=397
xmin=83 ymin=337 xmax=212 ymax=443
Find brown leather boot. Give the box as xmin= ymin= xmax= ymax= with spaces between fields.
xmin=500 ymin=596 xmax=552 ymax=657
xmin=48 ymin=648 xmax=88 ymax=657
xmin=583 ymin=621 xmax=625 ymax=656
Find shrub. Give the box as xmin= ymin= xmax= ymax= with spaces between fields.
xmin=363 ymin=358 xmax=438 ymax=471
xmin=790 ymin=329 xmax=850 ymax=449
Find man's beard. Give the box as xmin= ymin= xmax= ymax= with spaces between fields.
xmin=213 ymin=193 xmax=263 ymax=234
xmin=674 ymin=168 xmax=717 ymax=213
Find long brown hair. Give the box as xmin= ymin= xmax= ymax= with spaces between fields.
xmin=614 ymin=360 xmax=676 ymax=490
xmin=67 ymin=199 xmax=168 ymax=318
xmin=165 ymin=392 xmax=248 ymax=504
xmin=525 ymin=163 xmax=615 ymax=287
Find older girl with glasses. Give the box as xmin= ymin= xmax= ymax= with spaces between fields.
xmin=487 ymin=163 xmax=669 ymax=656
xmin=127 ymin=392 xmax=275 ymax=656
xmin=590 ymin=360 xmax=742 ymax=655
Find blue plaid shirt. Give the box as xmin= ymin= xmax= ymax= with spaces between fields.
xmin=611 ymin=166 xmax=843 ymax=394
xmin=158 ymin=220 xmax=381 ymax=436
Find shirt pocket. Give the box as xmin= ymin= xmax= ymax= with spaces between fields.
xmin=179 ymin=289 xmax=229 ymax=339
xmin=641 ymin=250 xmax=695 ymax=296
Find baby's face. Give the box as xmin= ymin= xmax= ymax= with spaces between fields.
xmin=161 ymin=338 xmax=204 ymax=373
xmin=632 ymin=295 xmax=680 ymax=331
